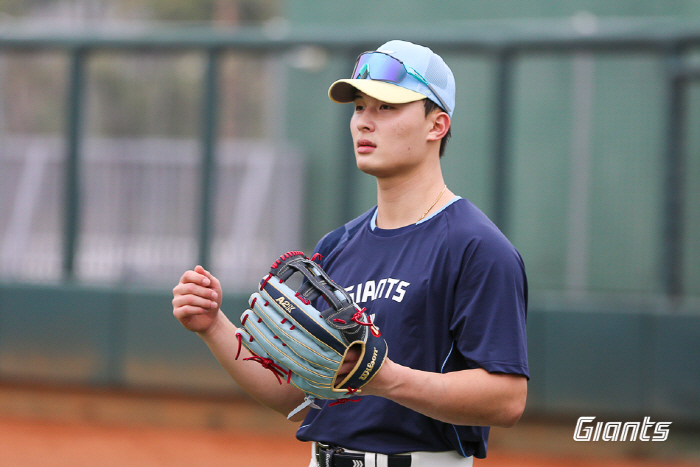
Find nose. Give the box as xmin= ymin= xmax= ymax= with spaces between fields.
xmin=353 ymin=109 xmax=375 ymax=133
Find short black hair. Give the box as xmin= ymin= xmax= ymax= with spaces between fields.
xmin=423 ymin=99 xmax=451 ymax=158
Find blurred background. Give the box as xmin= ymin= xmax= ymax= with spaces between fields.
xmin=0 ymin=0 xmax=699 ymax=466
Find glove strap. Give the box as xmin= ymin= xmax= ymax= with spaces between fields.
xmin=287 ymin=394 xmax=322 ymax=419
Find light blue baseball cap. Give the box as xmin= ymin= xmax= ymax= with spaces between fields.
xmin=328 ymin=40 xmax=456 ymax=117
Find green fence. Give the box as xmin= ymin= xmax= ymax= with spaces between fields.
xmin=1 ymin=19 xmax=699 ymax=295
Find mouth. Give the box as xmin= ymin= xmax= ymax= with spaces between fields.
xmin=356 ymin=139 xmax=376 ymax=153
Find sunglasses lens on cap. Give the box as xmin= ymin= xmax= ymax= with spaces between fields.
xmin=353 ymin=52 xmax=407 ymax=83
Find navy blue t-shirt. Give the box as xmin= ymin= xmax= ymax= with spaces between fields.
xmin=296 ymin=197 xmax=529 ymax=459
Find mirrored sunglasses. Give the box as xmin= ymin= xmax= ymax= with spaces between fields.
xmin=351 ymin=51 xmax=451 ymax=114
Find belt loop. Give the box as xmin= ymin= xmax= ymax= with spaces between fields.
xmin=316 ymin=443 xmax=345 ymax=467
xmin=315 ymin=442 xmax=332 ymax=467
xmin=311 ymin=442 xmax=319 ymax=467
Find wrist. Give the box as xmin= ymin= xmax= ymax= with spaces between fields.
xmin=197 ymin=309 xmax=231 ymax=341
xmin=363 ymin=357 xmax=402 ymax=397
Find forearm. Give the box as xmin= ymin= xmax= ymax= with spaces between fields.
xmin=198 ymin=310 xmax=307 ymax=418
xmin=364 ymin=359 xmax=527 ymax=427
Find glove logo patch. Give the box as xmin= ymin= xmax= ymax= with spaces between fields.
xmin=275 ymin=296 xmax=296 ymax=313
xmin=359 ymin=347 xmax=379 ymax=381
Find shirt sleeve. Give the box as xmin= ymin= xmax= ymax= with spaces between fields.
xmin=448 ymin=231 xmax=529 ymax=379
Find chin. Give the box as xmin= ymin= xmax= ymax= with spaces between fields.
xmin=356 ymin=160 xmax=387 ymax=178
xmin=356 ymin=157 xmax=415 ymax=179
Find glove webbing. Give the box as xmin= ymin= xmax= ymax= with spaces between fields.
xmin=275 ymin=254 xmax=351 ymax=314
xmin=268 ymin=253 xmax=377 ymax=337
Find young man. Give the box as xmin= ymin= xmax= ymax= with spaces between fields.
xmin=172 ymin=40 xmax=528 ymax=466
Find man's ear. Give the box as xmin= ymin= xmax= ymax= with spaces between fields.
xmin=427 ymin=112 xmax=450 ymax=142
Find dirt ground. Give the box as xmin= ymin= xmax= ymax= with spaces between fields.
xmin=0 ymin=383 xmax=698 ymax=467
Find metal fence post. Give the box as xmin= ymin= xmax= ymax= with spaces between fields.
xmin=62 ymin=47 xmax=87 ymax=281
xmin=339 ymin=49 xmax=363 ymax=224
xmin=197 ymin=48 xmax=221 ymax=270
xmin=492 ymin=49 xmax=515 ymax=235
xmin=662 ymin=45 xmax=687 ymax=300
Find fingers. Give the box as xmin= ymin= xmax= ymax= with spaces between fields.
xmin=172 ymin=305 xmax=209 ymax=322
xmin=195 ymin=265 xmax=222 ymax=291
xmin=193 ymin=265 xmax=211 ymax=285
xmin=172 ymin=266 xmax=220 ymax=314
xmin=335 ymin=346 xmax=362 ymax=385
xmin=343 ymin=345 xmax=362 ymax=363
xmin=183 ymin=266 xmax=211 ymax=287
xmin=172 ymin=282 xmax=218 ymax=306
xmin=172 ymin=292 xmax=217 ymax=311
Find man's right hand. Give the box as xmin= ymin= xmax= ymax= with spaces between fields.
xmin=172 ymin=265 xmax=222 ymax=334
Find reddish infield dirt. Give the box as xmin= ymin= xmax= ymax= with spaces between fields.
xmin=0 ymin=383 xmax=698 ymax=467
xmin=0 ymin=417 xmax=310 ymax=467
xmin=3 ymin=416 xmax=698 ymax=467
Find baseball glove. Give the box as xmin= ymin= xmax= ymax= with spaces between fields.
xmin=235 ymin=251 xmax=388 ymax=417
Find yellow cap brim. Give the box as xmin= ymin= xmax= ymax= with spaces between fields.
xmin=328 ymin=79 xmax=427 ymax=105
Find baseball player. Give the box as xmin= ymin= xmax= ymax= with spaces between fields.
xmin=172 ymin=40 xmax=528 ymax=466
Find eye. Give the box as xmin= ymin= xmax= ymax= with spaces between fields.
xmin=354 ymin=104 xmax=365 ymax=112
xmin=379 ymin=104 xmax=394 ymax=110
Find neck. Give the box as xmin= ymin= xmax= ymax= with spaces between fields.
xmin=375 ymin=167 xmax=453 ymax=229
